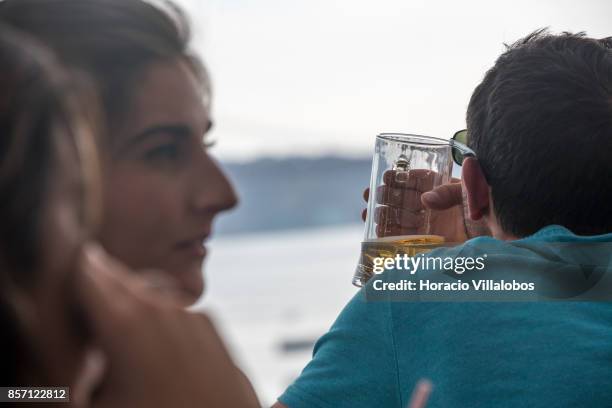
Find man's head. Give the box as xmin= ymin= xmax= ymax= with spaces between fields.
xmin=462 ymin=29 xmax=612 ymax=239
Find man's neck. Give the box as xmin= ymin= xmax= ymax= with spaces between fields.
xmin=487 ymin=218 xmax=519 ymax=241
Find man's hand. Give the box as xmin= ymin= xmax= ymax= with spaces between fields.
xmin=362 ymin=170 xmax=489 ymax=242
xmin=75 ymin=244 xmax=260 ymax=408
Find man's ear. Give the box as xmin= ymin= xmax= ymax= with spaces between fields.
xmin=461 ymin=157 xmax=490 ymax=221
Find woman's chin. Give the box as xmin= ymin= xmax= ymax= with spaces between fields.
xmin=176 ymin=266 xmax=205 ymax=305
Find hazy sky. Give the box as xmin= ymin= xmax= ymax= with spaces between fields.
xmin=173 ymin=0 xmax=612 ymax=161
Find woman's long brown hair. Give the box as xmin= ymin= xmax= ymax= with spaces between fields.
xmin=0 ymin=25 xmax=100 ymax=385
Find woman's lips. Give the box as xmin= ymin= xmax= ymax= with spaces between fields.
xmin=176 ymin=238 xmax=207 ymax=258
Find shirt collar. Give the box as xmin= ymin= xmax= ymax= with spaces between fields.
xmin=523 ymin=225 xmax=612 ymax=242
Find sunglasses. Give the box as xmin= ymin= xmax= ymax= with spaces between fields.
xmin=451 ymin=129 xmax=476 ymax=166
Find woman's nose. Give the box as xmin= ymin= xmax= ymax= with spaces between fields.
xmin=189 ymin=153 xmax=238 ymax=215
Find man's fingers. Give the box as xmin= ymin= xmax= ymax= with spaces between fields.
xmin=375 ymin=185 xmax=424 ymax=210
xmin=374 ymin=205 xmax=427 ymax=237
xmin=364 ymin=172 xmax=457 ymax=216
xmin=362 ymin=189 xmax=370 ymax=223
xmin=375 ymin=206 xmax=425 ymax=229
xmin=382 ymin=169 xmax=437 ymax=191
xmin=421 ymin=182 xmax=463 ymax=210
xmin=376 ymin=224 xmax=420 ymax=237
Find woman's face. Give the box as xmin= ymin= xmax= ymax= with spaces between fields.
xmin=98 ymin=59 xmax=237 ymax=303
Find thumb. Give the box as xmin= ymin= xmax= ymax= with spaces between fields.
xmin=421 ymin=183 xmax=463 ymax=210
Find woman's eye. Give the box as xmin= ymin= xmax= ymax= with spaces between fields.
xmin=144 ymin=144 xmax=180 ymax=162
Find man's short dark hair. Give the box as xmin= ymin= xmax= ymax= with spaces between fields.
xmin=467 ymin=29 xmax=612 ymax=237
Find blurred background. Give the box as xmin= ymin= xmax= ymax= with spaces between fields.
xmin=174 ymin=0 xmax=612 ymax=404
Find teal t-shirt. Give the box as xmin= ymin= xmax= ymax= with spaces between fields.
xmin=279 ymin=226 xmax=612 ymax=407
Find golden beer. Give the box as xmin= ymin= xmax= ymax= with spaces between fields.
xmin=353 ymin=234 xmax=445 ymax=286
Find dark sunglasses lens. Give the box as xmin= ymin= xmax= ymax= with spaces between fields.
xmin=452 ymin=148 xmax=464 ymax=166
xmin=453 ymin=129 xmax=468 ymax=144
xmin=452 ymin=130 xmax=468 ymax=166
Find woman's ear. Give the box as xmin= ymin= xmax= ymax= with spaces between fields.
xmin=461 ymin=157 xmax=490 ymax=221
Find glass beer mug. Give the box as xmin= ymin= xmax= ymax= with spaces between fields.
xmin=353 ymin=133 xmax=455 ymax=287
